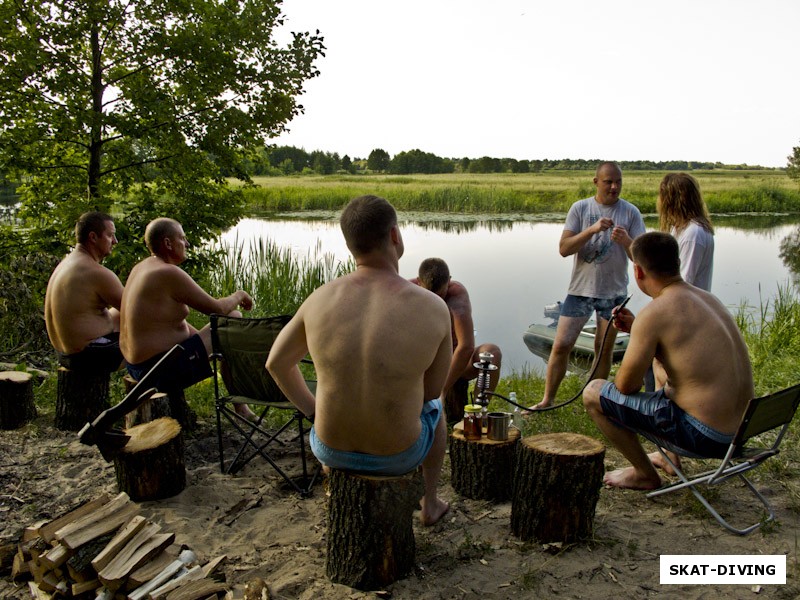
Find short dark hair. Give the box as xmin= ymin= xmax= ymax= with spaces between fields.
xmin=595 ymin=161 xmax=622 ymax=178
xmin=75 ymin=212 xmax=113 ymax=244
xmin=144 ymin=218 xmax=181 ymax=255
xmin=418 ymin=258 xmax=450 ymax=293
xmin=340 ymin=195 xmax=397 ymax=255
xmin=631 ymin=231 xmax=681 ymax=278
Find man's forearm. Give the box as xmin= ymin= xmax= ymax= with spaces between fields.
xmin=269 ymin=364 xmax=316 ymax=417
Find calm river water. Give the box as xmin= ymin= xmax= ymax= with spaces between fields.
xmin=222 ymin=213 xmax=800 ymax=375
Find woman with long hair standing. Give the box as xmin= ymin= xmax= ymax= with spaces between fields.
xmin=657 ymin=173 xmax=714 ymax=291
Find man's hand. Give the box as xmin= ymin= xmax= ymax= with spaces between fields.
xmin=238 ymin=291 xmax=253 ymax=311
xmin=593 ymin=217 xmax=614 ymax=234
xmin=610 ymin=225 xmax=633 ymax=248
xmin=612 ymin=306 xmax=634 ymax=333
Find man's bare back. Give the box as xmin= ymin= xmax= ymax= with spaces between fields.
xmin=619 ymin=282 xmax=752 ymax=434
xmin=292 ymin=268 xmax=451 ymax=455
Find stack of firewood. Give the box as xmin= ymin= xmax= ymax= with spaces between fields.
xmin=11 ymin=492 xmax=229 ymax=599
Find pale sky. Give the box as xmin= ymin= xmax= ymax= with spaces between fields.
xmin=272 ymin=0 xmax=800 ymax=168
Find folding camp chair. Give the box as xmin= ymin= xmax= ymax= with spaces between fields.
xmin=643 ymin=383 xmax=800 ymax=535
xmin=210 ymin=314 xmax=320 ymax=497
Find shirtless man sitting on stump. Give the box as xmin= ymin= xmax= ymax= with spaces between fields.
xmin=45 ymin=211 xmax=125 ymax=373
xmin=583 ymin=231 xmax=753 ymax=490
xmin=120 ymin=217 xmax=255 ymax=419
xmin=267 ymin=195 xmax=452 ymax=526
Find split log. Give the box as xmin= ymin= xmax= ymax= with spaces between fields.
xmin=92 ymin=515 xmax=148 ymax=572
xmin=325 ymin=468 xmax=424 ymax=591
xmin=448 ymin=421 xmax=520 ymax=501
xmin=66 ymin=533 xmax=114 ymax=583
xmin=511 ymin=432 xmax=605 ymax=543
xmin=163 ymin=578 xmax=228 ymax=600
xmin=127 ymin=545 xmax=180 ymax=589
xmin=0 ymin=370 xmax=37 ymax=429
xmin=96 ymin=522 xmax=174 ymax=591
xmin=39 ymin=494 xmax=111 ymax=544
xmin=113 ymin=418 xmax=186 ymax=501
xmin=55 ymin=492 xmax=138 ymax=550
xmin=55 ymin=366 xmax=110 ymax=431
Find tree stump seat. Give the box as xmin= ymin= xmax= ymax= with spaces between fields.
xmin=325 ymin=468 xmax=424 ymax=590
xmin=0 ymin=371 xmax=37 ymax=429
xmin=122 ymin=374 xmax=194 ymax=431
xmin=511 ymin=432 xmax=605 ymax=543
xmin=448 ymin=421 xmax=520 ymax=501
xmin=113 ymin=417 xmax=186 ymax=501
xmin=55 ymin=367 xmax=110 ymax=431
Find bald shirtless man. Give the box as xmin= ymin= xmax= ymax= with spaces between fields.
xmin=120 ymin=218 xmax=255 ymax=419
xmin=583 ymin=232 xmax=753 ymax=490
xmin=267 ymin=195 xmax=452 ymax=526
xmin=45 ymin=212 xmax=125 ymax=373
xmin=412 ymin=258 xmax=502 ymax=417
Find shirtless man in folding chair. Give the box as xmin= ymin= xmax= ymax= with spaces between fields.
xmin=582 ymin=231 xmax=753 ymax=490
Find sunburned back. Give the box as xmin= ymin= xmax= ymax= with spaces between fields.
xmin=305 ymin=270 xmax=451 ymax=455
xmin=653 ymin=285 xmax=753 ymax=433
xmin=45 ymin=252 xmax=118 ymax=354
xmin=120 ymin=258 xmax=192 ymax=363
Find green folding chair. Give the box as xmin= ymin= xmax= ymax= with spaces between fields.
xmin=643 ymin=383 xmax=800 ymax=534
xmin=210 ymin=314 xmax=319 ymax=497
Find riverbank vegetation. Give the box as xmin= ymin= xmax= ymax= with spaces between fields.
xmin=240 ymin=170 xmax=800 ymax=215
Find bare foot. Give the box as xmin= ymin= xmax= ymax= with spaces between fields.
xmin=234 ymin=403 xmax=258 ymax=422
xmin=648 ymin=450 xmax=680 ymax=476
xmin=522 ymin=400 xmax=551 ymax=415
xmin=420 ymin=498 xmax=450 ymax=526
xmin=603 ymin=467 xmax=661 ymax=490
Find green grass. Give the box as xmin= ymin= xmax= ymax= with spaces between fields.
xmin=238 ymin=170 xmax=800 ymax=215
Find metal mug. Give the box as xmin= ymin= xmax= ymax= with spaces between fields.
xmin=487 ymin=412 xmax=511 ymax=441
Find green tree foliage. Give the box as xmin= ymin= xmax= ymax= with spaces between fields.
xmin=367 ymin=148 xmax=391 ymax=172
xmin=787 ymin=145 xmax=800 ymax=183
xmin=389 ymin=149 xmax=454 ymax=174
xmin=0 ymin=0 xmax=325 ymax=262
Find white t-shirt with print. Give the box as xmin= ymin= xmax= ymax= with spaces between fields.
xmin=674 ymin=220 xmax=714 ymax=291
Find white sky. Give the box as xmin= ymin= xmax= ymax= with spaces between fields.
xmin=272 ymin=0 xmax=800 ymax=168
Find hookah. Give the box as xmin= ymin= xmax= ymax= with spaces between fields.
xmin=472 ymin=351 xmax=498 ymax=427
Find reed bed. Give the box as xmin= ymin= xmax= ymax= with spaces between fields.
xmin=240 ymin=171 xmax=800 ymax=215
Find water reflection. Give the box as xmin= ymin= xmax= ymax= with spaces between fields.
xmin=223 ymin=212 xmax=799 ymax=375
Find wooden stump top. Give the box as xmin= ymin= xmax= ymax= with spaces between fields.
xmin=522 ymin=432 xmax=604 ymax=457
xmin=451 ymin=421 xmax=521 ymax=445
xmin=121 ymin=417 xmax=182 ymax=454
xmin=0 ymin=371 xmax=33 ymax=383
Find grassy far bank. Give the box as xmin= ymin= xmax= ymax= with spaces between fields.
xmin=239 ymin=170 xmax=800 ymax=215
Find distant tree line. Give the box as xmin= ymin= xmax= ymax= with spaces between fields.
xmin=233 ymin=146 xmax=776 ymax=176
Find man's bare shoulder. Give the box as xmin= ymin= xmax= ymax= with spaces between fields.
xmin=444 ymin=280 xmax=471 ymax=312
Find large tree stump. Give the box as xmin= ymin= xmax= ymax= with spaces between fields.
xmin=325 ymin=468 xmax=424 ymax=590
xmin=122 ymin=375 xmax=194 ymax=431
xmin=55 ymin=367 xmax=110 ymax=431
xmin=511 ymin=432 xmax=605 ymax=543
xmin=449 ymin=421 xmax=520 ymax=501
xmin=113 ymin=417 xmax=186 ymax=501
xmin=0 ymin=371 xmax=37 ymax=429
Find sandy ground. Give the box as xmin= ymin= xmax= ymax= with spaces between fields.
xmin=1 ymin=413 xmax=798 ymax=600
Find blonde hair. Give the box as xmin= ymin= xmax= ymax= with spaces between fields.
xmin=657 ymin=173 xmax=713 ymax=234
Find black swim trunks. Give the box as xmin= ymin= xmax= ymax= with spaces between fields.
xmin=125 ymin=333 xmax=212 ymax=393
xmin=57 ymin=332 xmax=124 ymax=374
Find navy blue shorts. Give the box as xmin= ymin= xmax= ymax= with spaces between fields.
xmin=599 ymin=381 xmax=733 ymax=459
xmin=57 ymin=332 xmax=124 ymax=374
xmin=561 ymin=294 xmax=627 ymax=321
xmin=126 ymin=334 xmax=212 ymax=393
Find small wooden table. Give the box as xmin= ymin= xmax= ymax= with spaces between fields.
xmin=448 ymin=421 xmax=521 ymax=501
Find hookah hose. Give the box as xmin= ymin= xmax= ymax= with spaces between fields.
xmin=487 ymin=295 xmax=632 ymax=413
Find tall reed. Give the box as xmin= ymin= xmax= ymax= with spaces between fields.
xmin=206 ymin=235 xmax=353 ymax=317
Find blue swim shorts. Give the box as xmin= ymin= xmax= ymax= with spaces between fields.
xmin=57 ymin=332 xmax=124 ymax=374
xmin=309 ymin=398 xmax=442 ymax=476
xmin=599 ymin=381 xmax=733 ymax=459
xmin=561 ymin=294 xmax=627 ymax=321
xmin=126 ymin=333 xmax=212 ymax=393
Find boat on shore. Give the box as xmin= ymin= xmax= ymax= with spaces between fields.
xmin=522 ymin=301 xmax=629 ymax=363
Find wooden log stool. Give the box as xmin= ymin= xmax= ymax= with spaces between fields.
xmin=325 ymin=468 xmax=424 ymax=590
xmin=55 ymin=367 xmax=110 ymax=431
xmin=113 ymin=417 xmax=186 ymax=501
xmin=449 ymin=421 xmax=520 ymax=501
xmin=511 ymin=432 xmax=605 ymax=543
xmin=0 ymin=371 xmax=37 ymax=429
xmin=122 ymin=374 xmax=194 ymax=431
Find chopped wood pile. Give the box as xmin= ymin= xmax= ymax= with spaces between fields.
xmin=10 ymin=492 xmax=229 ymax=599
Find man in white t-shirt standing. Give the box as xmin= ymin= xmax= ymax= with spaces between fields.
xmin=529 ymin=162 xmax=646 ymax=410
